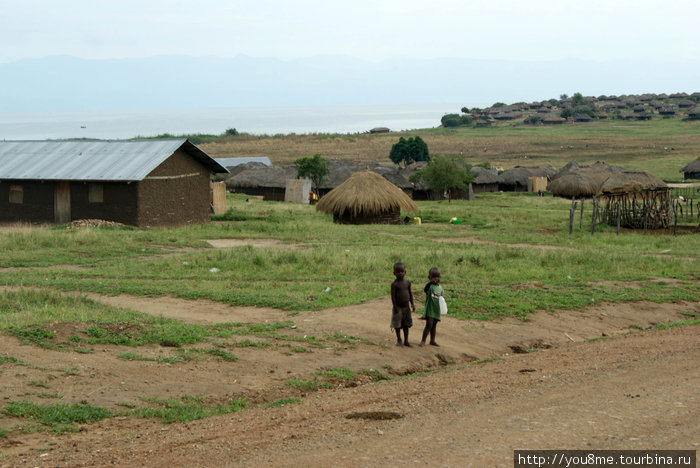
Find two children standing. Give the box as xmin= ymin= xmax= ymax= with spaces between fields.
xmin=390 ymin=263 xmax=444 ymax=347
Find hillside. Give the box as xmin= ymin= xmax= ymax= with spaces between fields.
xmin=199 ymin=93 xmax=699 ymax=182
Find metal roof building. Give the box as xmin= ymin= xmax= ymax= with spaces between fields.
xmin=0 ymin=139 xmax=227 ymax=181
xmin=0 ymin=139 xmax=228 ymax=227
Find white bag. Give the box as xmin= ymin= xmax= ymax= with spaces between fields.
xmin=438 ymin=296 xmax=448 ymax=315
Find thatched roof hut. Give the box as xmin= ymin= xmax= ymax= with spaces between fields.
xmin=598 ymin=171 xmax=667 ymax=195
xmin=679 ymin=158 xmax=700 ymax=180
xmin=316 ymin=169 xmax=418 ymax=224
xmin=226 ymin=165 xmax=297 ymax=200
xmin=499 ymin=165 xmax=557 ymax=191
xmin=548 ymin=161 xmax=624 ymax=198
xmin=470 ymin=166 xmax=502 ymax=194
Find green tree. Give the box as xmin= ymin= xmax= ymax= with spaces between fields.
xmin=389 ymin=136 xmax=430 ymax=167
xmin=572 ymin=92 xmax=584 ymax=106
xmin=410 ymin=155 xmax=473 ymax=203
xmin=294 ymin=153 xmax=329 ymax=192
xmin=461 ymin=106 xmax=470 ymax=114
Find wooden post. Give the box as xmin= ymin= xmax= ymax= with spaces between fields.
xmin=616 ymin=202 xmax=621 ymax=235
xmin=579 ymin=197 xmax=584 ymax=229
xmin=591 ymin=197 xmax=598 ymax=235
xmin=673 ymin=206 xmax=678 ymax=236
xmin=569 ymin=198 xmax=577 ymax=235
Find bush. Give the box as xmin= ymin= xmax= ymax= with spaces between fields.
xmin=441 ymin=113 xmax=473 ymax=128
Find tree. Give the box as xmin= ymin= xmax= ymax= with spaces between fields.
xmin=572 ymin=92 xmax=584 ymax=106
xmin=389 ymin=136 xmax=430 ymax=167
xmin=410 ymin=155 xmax=473 ymax=203
xmin=461 ymin=106 xmax=470 ymax=114
xmin=294 ymin=153 xmax=329 ymax=192
xmin=441 ymin=113 xmax=473 ymax=128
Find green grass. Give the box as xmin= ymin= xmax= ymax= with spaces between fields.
xmin=315 ymin=367 xmax=357 ymax=380
xmin=0 ymin=192 xmax=697 ymax=327
xmin=117 ymin=351 xmax=185 ymax=364
xmin=132 ymin=395 xmax=246 ymax=423
xmin=284 ymin=378 xmax=332 ymax=391
xmin=2 ymin=401 xmax=112 ymax=433
xmin=655 ymin=319 xmax=700 ymax=330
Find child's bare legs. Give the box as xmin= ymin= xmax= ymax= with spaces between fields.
xmin=402 ymin=327 xmax=411 ymax=347
xmin=420 ymin=318 xmax=439 ymax=346
xmin=394 ymin=328 xmax=402 ymax=345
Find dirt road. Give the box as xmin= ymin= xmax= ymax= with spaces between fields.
xmin=0 ymin=294 xmax=698 ymax=467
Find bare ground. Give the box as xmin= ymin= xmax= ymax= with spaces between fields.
xmin=0 ymin=289 xmax=698 ymax=467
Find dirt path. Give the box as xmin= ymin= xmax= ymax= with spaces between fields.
xmin=0 ymin=292 xmax=698 ymax=467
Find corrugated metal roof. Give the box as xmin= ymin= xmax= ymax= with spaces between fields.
xmin=215 ymin=156 xmax=271 ymax=167
xmin=0 ymin=139 xmax=228 ymax=181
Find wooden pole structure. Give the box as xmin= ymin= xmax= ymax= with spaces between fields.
xmin=616 ymin=201 xmax=621 ymax=235
xmin=579 ymin=197 xmax=584 ymax=229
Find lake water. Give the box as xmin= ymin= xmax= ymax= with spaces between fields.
xmin=0 ymin=103 xmax=475 ymax=140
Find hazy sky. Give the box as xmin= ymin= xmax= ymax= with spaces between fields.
xmin=1 ymin=0 xmax=699 ymax=63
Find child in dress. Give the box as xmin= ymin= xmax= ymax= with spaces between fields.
xmin=420 ymin=267 xmax=443 ymax=346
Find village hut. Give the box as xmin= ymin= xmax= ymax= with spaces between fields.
xmin=542 ymin=113 xmax=566 ymax=125
xmin=680 ymin=158 xmax=700 ymax=180
xmin=316 ymin=160 xmax=364 ymax=197
xmin=597 ymin=171 xmax=671 ymax=229
xmin=470 ymin=166 xmax=502 ymax=194
xmin=549 ymin=161 xmax=623 ymax=198
xmin=226 ymin=165 xmax=296 ymax=200
xmin=0 ymin=139 xmax=227 ymax=227
xmin=315 ymin=169 xmax=418 ymax=224
xmin=369 ymin=164 xmax=414 ymax=198
xmin=499 ymin=165 xmax=557 ymax=192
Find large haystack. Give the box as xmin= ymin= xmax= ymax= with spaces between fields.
xmin=316 ymin=169 xmax=418 ymax=224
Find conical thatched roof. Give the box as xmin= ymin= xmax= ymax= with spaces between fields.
xmin=598 ymin=171 xmax=667 ymax=195
xmin=316 ymin=169 xmax=418 ymax=217
xmin=549 ymin=161 xmax=624 ymax=197
xmin=680 ymin=158 xmax=700 ymax=173
xmin=470 ymin=166 xmax=502 ymax=184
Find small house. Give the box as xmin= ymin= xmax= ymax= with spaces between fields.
xmin=0 ymin=139 xmax=227 ymax=226
xmin=680 ymin=158 xmax=700 ymax=180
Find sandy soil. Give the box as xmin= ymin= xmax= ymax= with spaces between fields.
xmin=0 ymin=291 xmax=698 ymax=467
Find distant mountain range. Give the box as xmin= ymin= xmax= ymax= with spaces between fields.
xmin=1 ymin=55 xmax=699 ymax=111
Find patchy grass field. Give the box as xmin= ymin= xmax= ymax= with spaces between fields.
xmin=199 ymin=119 xmax=700 ymax=181
xmin=0 ymin=191 xmax=698 ymax=465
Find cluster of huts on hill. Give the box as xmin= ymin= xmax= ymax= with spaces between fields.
xmin=471 ymin=92 xmax=700 ymax=125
